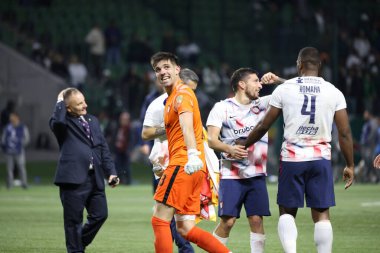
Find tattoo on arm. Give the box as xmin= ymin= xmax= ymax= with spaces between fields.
xmin=155 ymin=127 xmax=166 ymax=137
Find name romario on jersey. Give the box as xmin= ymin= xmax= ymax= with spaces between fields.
xmin=206 ymin=97 xmax=270 ymax=179
xmin=270 ymin=76 xmax=347 ymax=162
xmin=164 ymin=80 xmax=206 ymax=171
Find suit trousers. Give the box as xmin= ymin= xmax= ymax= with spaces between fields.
xmin=59 ymin=171 xmax=108 ymax=253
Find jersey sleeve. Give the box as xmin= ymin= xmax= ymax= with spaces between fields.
xmin=259 ymin=95 xmax=271 ymax=109
xmin=335 ymin=88 xmax=347 ymax=111
xmin=143 ymin=99 xmax=164 ymax=127
xmin=206 ymin=101 xmax=225 ymax=129
xmin=269 ymin=85 xmax=283 ymax=109
xmin=174 ymin=89 xmax=196 ymax=115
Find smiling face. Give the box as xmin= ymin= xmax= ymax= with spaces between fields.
xmin=242 ymin=73 xmax=262 ymax=100
xmin=153 ymin=59 xmax=180 ymax=88
xmin=66 ymin=91 xmax=87 ymax=117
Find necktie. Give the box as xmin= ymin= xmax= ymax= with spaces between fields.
xmin=79 ymin=116 xmax=92 ymax=140
xmin=79 ymin=116 xmax=94 ymax=169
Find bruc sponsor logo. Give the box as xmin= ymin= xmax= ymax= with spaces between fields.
xmin=233 ymin=126 xmax=254 ymax=135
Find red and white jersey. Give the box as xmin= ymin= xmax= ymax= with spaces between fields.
xmin=207 ymin=97 xmax=270 ymax=179
xmin=270 ymin=76 xmax=347 ymax=162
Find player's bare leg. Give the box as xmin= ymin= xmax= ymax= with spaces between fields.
xmin=248 ymin=215 xmax=265 ymax=253
xmin=176 ymin=214 xmax=231 ymax=253
xmin=213 ymin=216 xmax=236 ymax=245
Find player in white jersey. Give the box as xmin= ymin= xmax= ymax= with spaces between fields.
xmin=244 ymin=47 xmax=354 ymax=253
xmin=207 ymin=68 xmax=284 ymax=253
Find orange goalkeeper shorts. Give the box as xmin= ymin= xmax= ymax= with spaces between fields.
xmin=154 ymin=165 xmax=204 ymax=215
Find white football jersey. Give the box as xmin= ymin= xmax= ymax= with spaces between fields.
xmin=143 ymin=93 xmax=168 ymax=129
xmin=207 ymin=96 xmax=270 ymax=179
xmin=270 ymin=76 xmax=347 ymax=162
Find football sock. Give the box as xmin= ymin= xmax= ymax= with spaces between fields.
xmin=314 ymin=220 xmax=333 ymax=253
xmin=213 ymin=231 xmax=229 ymax=245
xmin=250 ymin=232 xmax=265 ymax=253
xmin=151 ymin=216 xmax=172 ymax=253
xmin=278 ymin=214 xmax=297 ymax=253
xmin=185 ymin=226 xmax=230 ymax=253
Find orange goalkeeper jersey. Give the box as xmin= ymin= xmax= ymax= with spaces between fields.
xmin=164 ymin=80 xmax=206 ymax=171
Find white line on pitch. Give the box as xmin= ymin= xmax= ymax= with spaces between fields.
xmin=361 ymin=201 xmax=380 ymax=207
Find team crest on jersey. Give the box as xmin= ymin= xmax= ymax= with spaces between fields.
xmin=174 ymin=95 xmax=183 ymax=111
xmin=251 ymin=106 xmax=260 ymax=114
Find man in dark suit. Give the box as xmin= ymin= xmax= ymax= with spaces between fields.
xmin=50 ymin=87 xmax=119 ymax=253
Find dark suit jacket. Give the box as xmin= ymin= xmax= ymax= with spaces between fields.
xmin=49 ymin=101 xmax=116 ymax=190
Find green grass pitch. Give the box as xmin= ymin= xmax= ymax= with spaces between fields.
xmin=0 ymin=162 xmax=380 ymax=252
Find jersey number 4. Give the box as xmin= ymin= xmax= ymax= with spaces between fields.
xmin=301 ymin=95 xmax=316 ymax=124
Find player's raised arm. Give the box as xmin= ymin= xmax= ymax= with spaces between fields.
xmin=261 ymin=72 xmax=286 ymax=85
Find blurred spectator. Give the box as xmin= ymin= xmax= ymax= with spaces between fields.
xmin=202 ymin=63 xmax=221 ymax=96
xmin=219 ymin=62 xmax=233 ymax=97
xmin=43 ymin=50 xmax=54 ymax=69
xmin=85 ymin=24 xmax=105 ymax=79
xmin=359 ymin=109 xmax=379 ymax=182
xmin=68 ymin=55 xmax=88 ymax=91
xmin=345 ymin=48 xmax=362 ymax=70
xmin=314 ymin=8 xmax=325 ymax=34
xmin=18 ymin=19 xmax=35 ymax=37
xmin=98 ymin=110 xmax=112 ymax=139
xmin=320 ymin=52 xmax=332 ymax=81
xmin=346 ymin=67 xmax=364 ymax=115
xmin=161 ymin=30 xmax=178 ymax=53
xmin=50 ymin=52 xmax=68 ymax=79
xmin=104 ymin=20 xmax=122 ymax=66
xmin=121 ymin=66 xmax=144 ymax=119
xmin=112 ymin=111 xmax=132 ymax=185
xmin=30 ymin=37 xmax=44 ymax=65
xmin=176 ymin=36 xmax=200 ymax=65
xmin=127 ymin=32 xmax=153 ymax=64
xmin=353 ymin=30 xmax=371 ymax=59
xmin=0 ymin=100 xmax=16 ymax=134
xmin=372 ymin=117 xmax=380 ymax=182
xmin=1 ymin=112 xmax=29 ymax=189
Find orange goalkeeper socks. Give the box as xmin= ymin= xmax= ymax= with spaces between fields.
xmin=151 ymin=216 xmax=172 ymax=253
xmin=185 ymin=226 xmax=230 ymax=253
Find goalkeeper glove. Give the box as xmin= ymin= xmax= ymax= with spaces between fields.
xmin=184 ymin=149 xmax=203 ymax=175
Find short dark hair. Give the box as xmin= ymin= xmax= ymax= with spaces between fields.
xmin=298 ymin=47 xmax=321 ymax=67
xmin=230 ymin=68 xmax=259 ymax=92
xmin=179 ymin=68 xmax=199 ymax=84
xmin=150 ymin=52 xmax=179 ymax=69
